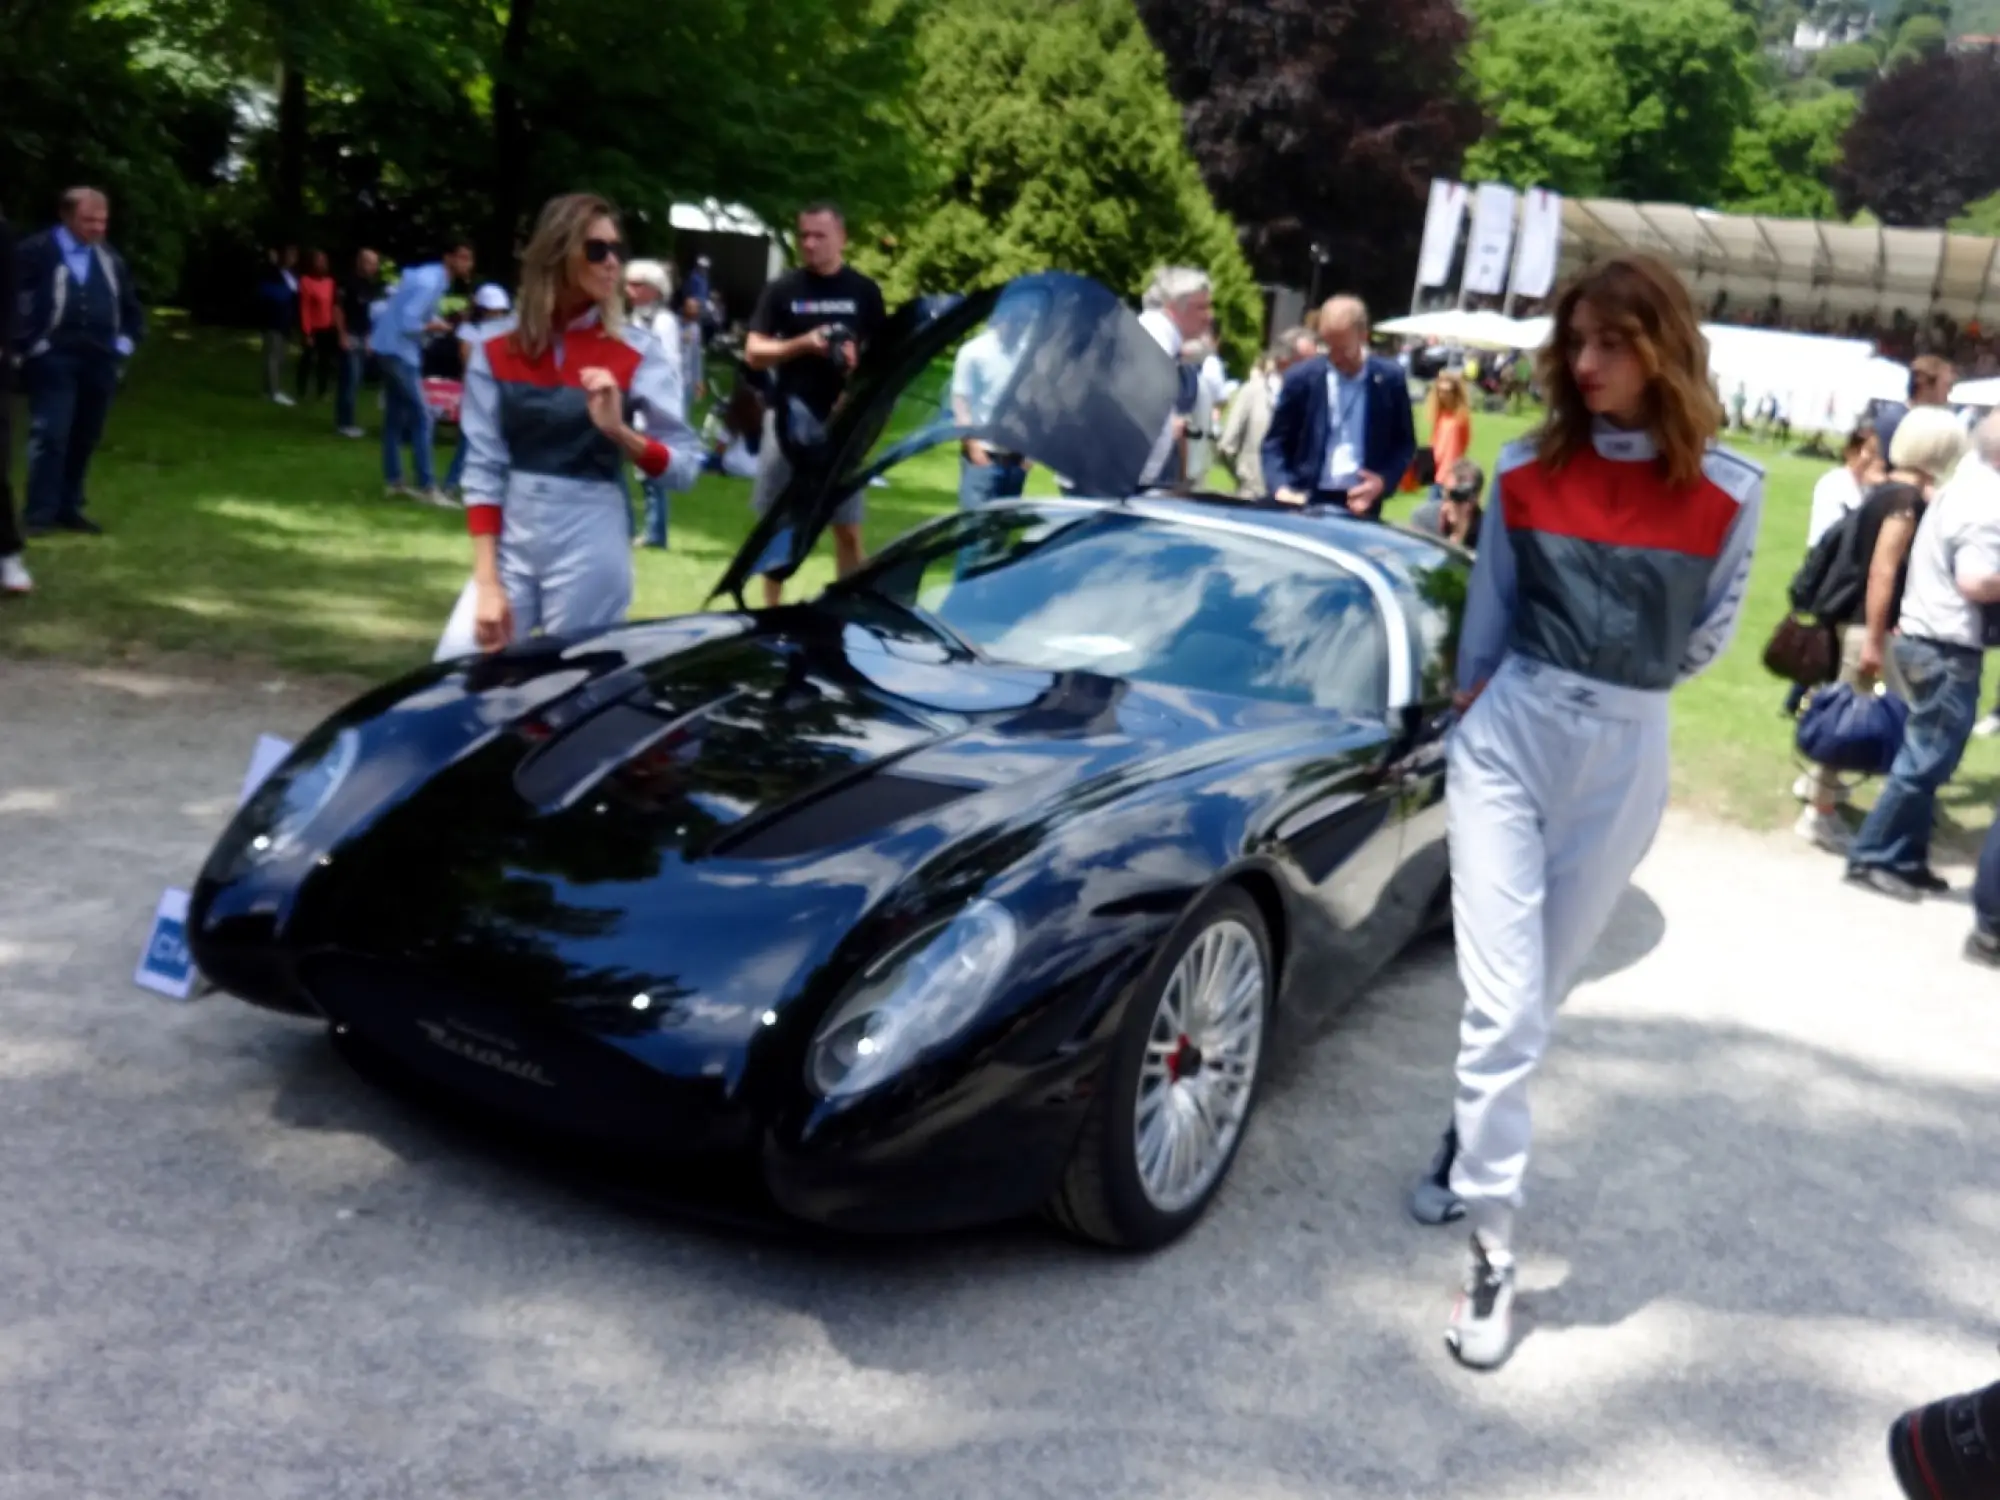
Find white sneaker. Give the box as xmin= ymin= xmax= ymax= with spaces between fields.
xmin=0 ymin=553 xmax=31 ymax=595
xmin=1791 ymin=772 xmax=1815 ymax=802
xmin=1794 ymin=806 xmax=1850 ymax=854
xmin=1975 ymin=713 xmax=2000 ymax=738
xmin=417 ymin=487 xmax=457 ymax=509
xmin=337 ymin=425 xmax=365 ymax=439
xmin=273 ymin=393 xmax=297 ymax=407
xmin=1444 ymin=1234 xmax=1517 ymax=1370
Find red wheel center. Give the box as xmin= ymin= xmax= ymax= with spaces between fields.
xmin=1167 ymin=1033 xmax=1198 ymax=1082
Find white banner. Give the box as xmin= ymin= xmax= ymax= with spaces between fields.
xmin=1415 ymin=179 xmax=1468 ymax=289
xmin=1463 ymin=184 xmax=1518 ymax=297
xmin=1509 ymin=187 xmax=1564 ymax=301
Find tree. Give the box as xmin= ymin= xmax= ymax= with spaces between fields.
xmin=1814 ymin=40 xmax=1883 ymax=85
xmin=1130 ymin=0 xmax=1482 ymax=320
xmin=1836 ymin=48 xmax=2000 ymax=223
xmin=860 ymin=0 xmax=1264 ymax=367
xmin=1887 ymin=12 xmax=1951 ymax=64
xmin=1465 ymin=0 xmax=1763 ymax=207
xmin=1951 ymin=189 xmax=2000 ymax=235
xmin=1725 ymin=88 xmax=1857 ymax=215
xmin=0 ymin=0 xmax=235 ymax=294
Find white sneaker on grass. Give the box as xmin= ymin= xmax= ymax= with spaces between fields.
xmin=273 ymin=393 xmax=297 ymax=407
xmin=0 ymin=554 xmax=31 ymax=595
xmin=1975 ymin=713 xmax=2000 ymax=738
xmin=337 ymin=425 xmax=365 ymax=439
xmin=1794 ymin=806 xmax=1850 ymax=854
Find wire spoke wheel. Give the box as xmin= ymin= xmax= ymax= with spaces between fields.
xmin=1132 ymin=917 xmax=1267 ymax=1215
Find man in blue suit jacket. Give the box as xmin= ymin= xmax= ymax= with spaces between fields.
xmin=1260 ymin=295 xmax=1415 ymax=519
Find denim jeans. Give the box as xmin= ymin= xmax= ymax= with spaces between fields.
xmin=958 ymin=455 xmax=1028 ymax=508
xmin=639 ymin=478 xmax=670 ymax=547
xmin=1847 ymin=636 xmax=1983 ymax=877
xmin=444 ymin=427 xmax=469 ymax=492
xmin=379 ymin=357 xmax=434 ymax=489
xmin=1975 ymin=810 xmax=2000 ymax=937
xmin=23 ymin=350 xmax=119 ymax=526
xmin=334 ymin=346 xmax=366 ymax=430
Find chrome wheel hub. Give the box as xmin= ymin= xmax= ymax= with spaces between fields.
xmin=1134 ymin=917 xmax=1266 ymax=1214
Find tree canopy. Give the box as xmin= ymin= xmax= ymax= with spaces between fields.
xmin=1836 ymin=48 xmax=2000 ymax=224
xmin=1464 ymin=0 xmax=1763 ymax=206
xmin=1130 ymin=0 xmax=1483 ymax=320
xmin=857 ymin=0 xmax=1264 ymax=368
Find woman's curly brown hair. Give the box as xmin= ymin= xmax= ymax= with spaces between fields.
xmin=1534 ymin=253 xmax=1723 ymax=489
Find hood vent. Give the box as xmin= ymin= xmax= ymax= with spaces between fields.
xmin=709 ymin=773 xmax=971 ymax=860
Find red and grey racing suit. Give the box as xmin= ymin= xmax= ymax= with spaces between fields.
xmin=452 ymin=309 xmax=700 ymax=647
xmin=1446 ymin=420 xmax=1763 ymax=1249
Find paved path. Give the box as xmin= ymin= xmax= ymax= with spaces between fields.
xmin=1 ymin=657 xmax=1994 ymax=1499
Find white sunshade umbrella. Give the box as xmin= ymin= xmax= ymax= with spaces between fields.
xmin=1377 ymin=309 xmax=1543 ymax=351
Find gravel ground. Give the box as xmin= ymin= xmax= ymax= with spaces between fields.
xmin=1 ymin=655 xmax=1995 ymax=1500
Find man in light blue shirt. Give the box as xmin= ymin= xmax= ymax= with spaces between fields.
xmin=951 ymin=297 xmax=1036 ymax=507
xmin=1320 ymin=356 xmax=1369 ymax=491
xmin=376 ymin=239 xmax=475 ymax=499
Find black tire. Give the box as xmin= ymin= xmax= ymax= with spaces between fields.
xmin=1047 ymin=885 xmax=1273 ymax=1251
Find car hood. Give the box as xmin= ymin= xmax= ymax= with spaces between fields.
xmin=713 ymin=271 xmax=1179 ymax=606
xmin=298 ymin=610 xmax=1326 ymax=1053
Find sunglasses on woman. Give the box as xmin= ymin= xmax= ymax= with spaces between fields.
xmin=584 ymin=238 xmax=624 ymax=265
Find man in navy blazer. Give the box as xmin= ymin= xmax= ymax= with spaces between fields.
xmin=1260 ymin=295 xmax=1415 ymax=519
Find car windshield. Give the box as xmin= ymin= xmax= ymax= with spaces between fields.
xmin=836 ymin=504 xmax=1389 ymax=715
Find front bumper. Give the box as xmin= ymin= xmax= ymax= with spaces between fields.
xmin=208 ymin=933 xmax=1112 ymax=1236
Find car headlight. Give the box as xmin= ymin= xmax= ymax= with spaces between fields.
xmin=221 ymin=727 xmax=361 ymax=874
xmin=807 ymin=899 xmax=1018 ymax=1100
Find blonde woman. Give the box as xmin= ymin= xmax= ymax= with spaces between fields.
xmin=1427 ymin=369 xmax=1473 ymax=486
xmin=446 ymin=193 xmax=700 ymax=654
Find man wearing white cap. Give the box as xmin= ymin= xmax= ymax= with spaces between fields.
xmin=442 ymin=283 xmax=513 ymax=500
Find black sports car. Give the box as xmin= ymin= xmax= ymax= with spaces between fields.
xmin=191 ymin=274 xmax=1469 ymax=1249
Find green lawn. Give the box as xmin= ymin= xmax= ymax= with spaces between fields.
xmin=6 ymin=322 xmax=1998 ymax=841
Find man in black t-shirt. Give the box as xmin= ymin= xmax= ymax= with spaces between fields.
xmin=334 ymin=247 xmax=381 ymax=438
xmin=744 ymin=201 xmax=885 ymax=607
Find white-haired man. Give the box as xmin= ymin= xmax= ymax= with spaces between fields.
xmin=1136 ymin=266 xmax=1214 ymax=487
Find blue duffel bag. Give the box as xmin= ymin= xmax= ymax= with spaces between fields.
xmin=1795 ymin=681 xmax=1909 ymax=776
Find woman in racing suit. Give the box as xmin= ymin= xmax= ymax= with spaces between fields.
xmin=453 ymin=192 xmax=700 ymax=652
xmin=1409 ymin=253 xmax=1763 ymax=1369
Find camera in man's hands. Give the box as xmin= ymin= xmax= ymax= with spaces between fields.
xmin=1890 ymin=1378 xmax=2000 ymax=1498
xmin=820 ymin=322 xmax=856 ymax=363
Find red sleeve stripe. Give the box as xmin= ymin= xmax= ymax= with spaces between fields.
xmin=637 ymin=440 xmax=670 ymax=479
xmin=466 ymin=504 xmax=503 ymax=537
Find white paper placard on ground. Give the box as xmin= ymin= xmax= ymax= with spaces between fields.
xmin=239 ymin=733 xmax=295 ymax=807
xmin=135 ymin=888 xmax=197 ymax=1000
xmin=141 ymin=733 xmax=294 ymax=1000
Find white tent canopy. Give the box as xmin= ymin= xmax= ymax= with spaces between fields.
xmin=1556 ymin=198 xmax=2000 ymax=324
xmin=1952 ymin=376 xmax=2000 ymax=406
xmin=1376 ymin=308 xmax=1542 ymax=349
xmin=1380 ymin=306 xmax=1900 ymax=434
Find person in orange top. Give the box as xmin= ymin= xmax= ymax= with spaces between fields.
xmin=1427 ymin=368 xmax=1472 ymax=486
xmin=295 ymin=250 xmax=339 ymax=402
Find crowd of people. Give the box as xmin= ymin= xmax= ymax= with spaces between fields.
xmin=1779 ymin=362 xmax=2000 ymax=964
